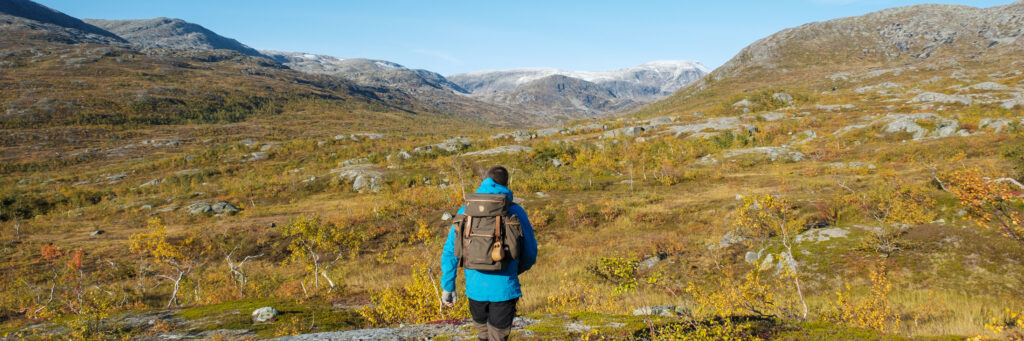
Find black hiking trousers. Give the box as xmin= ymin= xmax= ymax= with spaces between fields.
xmin=468 ymin=297 xmax=518 ymax=341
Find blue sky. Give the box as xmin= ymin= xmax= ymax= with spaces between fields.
xmin=39 ymin=0 xmax=1014 ymax=75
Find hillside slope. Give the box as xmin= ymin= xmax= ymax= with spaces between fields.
xmin=84 ymin=17 xmax=264 ymax=57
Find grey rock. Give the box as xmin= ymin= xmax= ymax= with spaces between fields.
xmin=339 ymin=158 xmax=369 ymax=166
xmin=551 ymin=158 xmax=564 ymax=168
xmin=211 ymin=201 xmax=239 ymax=214
xmin=89 ymin=230 xmax=104 ymax=236
xmin=84 ymin=18 xmax=263 ymax=57
xmin=771 ymin=92 xmax=793 ymax=104
xmin=639 ymin=256 xmax=661 ymax=270
xmin=909 ymin=92 xmax=972 ymax=105
xmin=979 ymin=118 xmax=1014 ymax=133
xmin=246 ymin=152 xmax=268 ymax=162
xmin=718 ymin=230 xmax=745 ymax=248
xmin=759 ymin=253 xmax=775 ymax=271
xmin=967 ymin=82 xmax=1011 ymax=91
xmin=633 ymin=305 xmax=680 ymax=317
xmin=174 ymin=169 xmax=201 ymax=176
xmin=251 ymin=306 xmax=278 ymax=323
xmin=460 ymin=145 xmax=532 ymax=157
xmin=666 ymin=117 xmax=756 ymax=137
xmin=758 ymin=112 xmax=786 ymax=121
xmin=745 ymin=251 xmax=760 ymax=264
xmin=733 ymin=99 xmax=752 ymax=107
xmin=776 ymin=251 xmax=798 ymax=275
xmin=441 ymin=212 xmax=453 ymax=221
xmin=535 ymin=192 xmax=548 ymax=198
xmin=536 ymin=128 xmax=561 ymax=137
xmin=827 ymin=162 xmax=877 ymax=170
xmin=260 ymin=143 xmax=280 ymax=152
xmin=105 ymin=173 xmax=127 ymax=181
xmin=699 ymin=146 xmax=805 ymax=165
xmin=603 ymin=126 xmax=645 ymax=138
xmin=333 ymin=165 xmax=384 ymax=193
xmin=794 ymin=227 xmax=850 ymax=243
xmin=187 ymin=202 xmax=212 ymax=215
xmin=240 ymin=138 xmax=258 ymax=147
xmin=855 ymin=82 xmax=901 ymax=94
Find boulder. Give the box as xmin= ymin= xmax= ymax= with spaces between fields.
xmin=432 ymin=137 xmax=472 ymax=152
xmin=252 ymin=307 xmax=278 ymax=323
xmin=732 ymin=99 xmax=752 ymax=107
xmin=666 ymin=117 xmax=756 ymax=138
xmin=633 ymin=306 xmax=680 ymax=317
xmin=979 ymin=118 xmax=1014 ymax=133
xmin=771 ymin=92 xmax=793 ymax=104
xmin=246 ymin=152 xmax=268 ymax=162
xmin=536 ymin=128 xmax=561 ymax=137
xmin=717 ymin=230 xmax=745 ymax=248
xmin=794 ymin=227 xmax=849 ymax=243
xmin=441 ymin=212 xmax=452 ymax=221
xmin=909 ymin=92 xmax=972 ymax=105
xmin=260 ymin=143 xmax=280 ymax=152
xmin=602 ymin=126 xmax=645 ymax=138
xmin=187 ymin=202 xmax=213 ymax=215
xmin=967 ymin=82 xmax=1011 ymax=91
xmin=639 ymin=256 xmax=661 ymax=270
xmin=211 ymin=201 xmax=239 ymax=214
xmin=89 ymin=230 xmax=104 ymax=236
xmin=551 ymin=158 xmax=564 ymax=168
xmin=699 ymin=147 xmax=805 ymax=165
xmin=758 ymin=112 xmax=785 ymax=121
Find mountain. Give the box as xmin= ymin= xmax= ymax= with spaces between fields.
xmin=449 ymin=61 xmax=708 ymax=101
xmin=263 ymin=52 xmax=468 ymax=94
xmin=0 ymin=0 xmax=125 ymax=44
xmin=83 ymin=17 xmax=264 ymax=57
xmin=471 ymin=75 xmax=639 ymax=121
xmin=642 ymin=1 xmax=1024 ymax=117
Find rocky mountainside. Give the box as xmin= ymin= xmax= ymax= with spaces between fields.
xmin=449 ymin=60 xmax=708 ymax=101
xmin=643 ymin=1 xmax=1024 ymax=117
xmin=83 ymin=17 xmax=264 ymax=57
xmin=0 ymin=0 xmax=125 ymax=44
xmin=263 ymin=51 xmax=468 ymax=94
xmin=472 ymin=74 xmax=640 ymax=120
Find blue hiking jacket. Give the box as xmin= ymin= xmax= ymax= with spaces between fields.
xmin=441 ymin=177 xmax=538 ymax=302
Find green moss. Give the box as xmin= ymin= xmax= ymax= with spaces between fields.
xmin=175 ymin=298 xmax=364 ymax=338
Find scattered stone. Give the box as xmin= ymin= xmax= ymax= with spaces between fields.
xmin=699 ymin=146 xmax=805 ymax=165
xmin=535 ymin=192 xmax=548 ymax=198
xmin=536 ymin=128 xmax=561 ymax=137
xmin=826 ymin=72 xmax=852 ymax=81
xmin=775 ymin=251 xmax=798 ymax=275
xmin=211 ymin=201 xmax=239 ymax=214
xmin=666 ymin=117 xmax=756 ymax=138
xmin=301 ymin=176 xmax=316 ymax=183
xmin=717 ymin=230 xmax=745 ymax=248
xmin=909 ymin=92 xmax=972 ymax=105
xmin=240 ymin=138 xmax=258 ymax=147
xmin=260 ymin=143 xmax=280 ymax=152
xmin=855 ymin=82 xmax=901 ymax=94
xmin=339 ymin=158 xmax=369 ymax=166
xmin=758 ymin=112 xmax=785 ymax=121
xmin=187 ymin=202 xmax=213 ymax=215
xmin=551 ymin=158 xmax=564 ymax=168
xmin=105 ymin=173 xmax=128 ymax=181
xmin=732 ymin=99 xmax=752 ymax=107
xmin=460 ymin=145 xmax=532 ymax=157
xmin=332 ymin=165 xmax=384 ymax=193
xmin=139 ymin=178 xmax=164 ymax=187
xmin=816 ymin=104 xmax=855 ymax=111
xmin=794 ymin=227 xmax=849 ymax=243
xmin=89 ymin=230 xmax=104 ymax=236
xmin=827 ymin=162 xmax=877 ymax=170
xmin=246 ymin=152 xmax=268 ymax=162
xmin=140 ymin=205 xmax=153 ymax=210
xmin=441 ymin=212 xmax=453 ymax=221
xmin=759 ymin=254 xmax=775 ymax=271
xmin=602 ymin=126 xmax=645 ymax=138
xmin=744 ymin=251 xmax=759 ymax=264
xmin=639 ymin=256 xmax=661 ymax=270
xmin=252 ymin=307 xmax=278 ymax=323
xmin=771 ymin=92 xmax=793 ymax=104
xmin=882 ymin=113 xmax=961 ymax=139
xmin=633 ymin=306 xmax=680 ymax=317
xmin=979 ymin=118 xmax=1014 ymax=133
xmin=794 ymin=130 xmax=817 ymax=144
xmin=967 ymin=82 xmax=1011 ymax=91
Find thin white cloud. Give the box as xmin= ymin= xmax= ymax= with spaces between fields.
xmin=412 ymin=49 xmax=461 ymax=64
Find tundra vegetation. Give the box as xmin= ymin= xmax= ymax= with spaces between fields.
xmin=3 ymin=16 xmax=1024 ymax=341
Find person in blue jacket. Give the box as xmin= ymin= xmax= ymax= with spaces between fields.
xmin=441 ymin=166 xmax=537 ymax=341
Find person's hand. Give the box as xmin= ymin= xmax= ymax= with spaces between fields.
xmin=441 ymin=290 xmax=456 ymax=307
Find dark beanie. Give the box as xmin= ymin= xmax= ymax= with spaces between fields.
xmin=486 ymin=166 xmax=509 ymax=187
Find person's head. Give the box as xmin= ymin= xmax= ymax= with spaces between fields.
xmin=486 ymin=165 xmax=509 ymax=187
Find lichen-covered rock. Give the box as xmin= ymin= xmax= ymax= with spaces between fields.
xmin=460 ymin=145 xmax=532 ymax=157
xmin=252 ymin=306 xmax=278 ymax=323
xmin=699 ymin=146 xmax=805 ymax=165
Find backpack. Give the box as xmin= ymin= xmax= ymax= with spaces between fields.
xmin=452 ymin=193 xmax=524 ymax=271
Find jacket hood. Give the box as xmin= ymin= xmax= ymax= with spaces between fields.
xmin=475 ymin=177 xmax=513 ymax=201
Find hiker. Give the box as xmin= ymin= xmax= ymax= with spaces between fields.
xmin=440 ymin=166 xmax=538 ymax=341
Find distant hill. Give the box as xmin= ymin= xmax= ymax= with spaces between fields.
xmin=0 ymin=0 xmax=125 ymax=44
xmin=642 ymin=1 xmax=1024 ymax=117
xmin=263 ymin=52 xmax=468 ymax=94
xmin=449 ymin=61 xmax=708 ymax=101
xmin=84 ymin=17 xmax=264 ymax=57
xmin=470 ymin=75 xmax=640 ymax=121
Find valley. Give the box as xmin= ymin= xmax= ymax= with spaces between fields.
xmin=2 ymin=0 xmax=1024 ymax=340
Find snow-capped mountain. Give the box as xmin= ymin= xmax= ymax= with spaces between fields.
xmin=449 ymin=61 xmax=709 ymax=102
